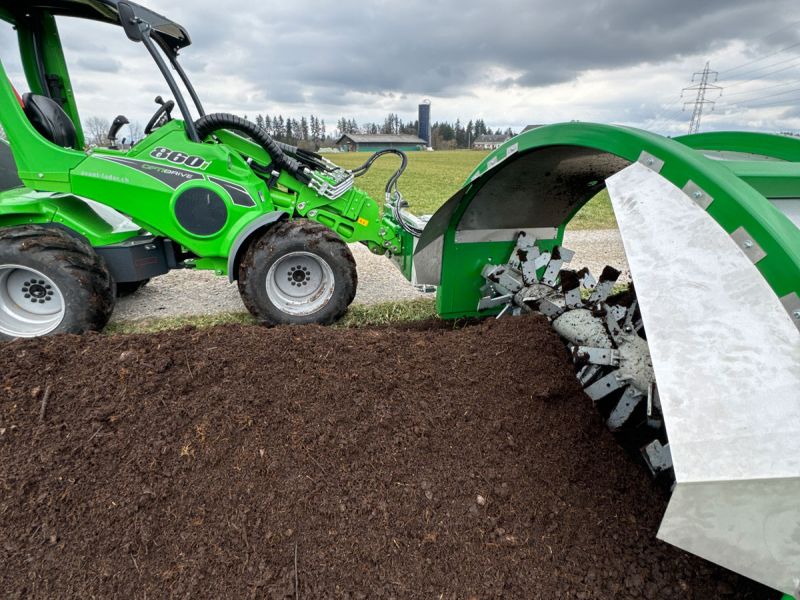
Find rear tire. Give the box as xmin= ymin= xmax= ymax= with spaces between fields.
xmin=238 ymin=219 xmax=357 ymax=325
xmin=0 ymin=225 xmax=115 ymax=340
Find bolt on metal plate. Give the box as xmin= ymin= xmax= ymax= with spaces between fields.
xmin=682 ymin=180 xmax=714 ymax=210
xmin=637 ymin=151 xmax=664 ymax=173
xmin=730 ymin=226 xmax=767 ymax=264
xmin=780 ymin=292 xmax=800 ymax=333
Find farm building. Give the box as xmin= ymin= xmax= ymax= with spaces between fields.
xmin=336 ymin=134 xmax=428 ymax=152
xmin=473 ymin=134 xmax=511 ymax=150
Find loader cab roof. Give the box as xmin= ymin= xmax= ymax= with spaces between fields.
xmin=0 ymin=0 xmax=191 ymax=52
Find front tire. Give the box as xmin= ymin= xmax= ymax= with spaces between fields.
xmin=0 ymin=226 xmax=115 ymax=340
xmin=238 ymin=219 xmax=357 ymax=325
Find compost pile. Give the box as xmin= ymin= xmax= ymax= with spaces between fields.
xmin=0 ymin=317 xmax=775 ymax=599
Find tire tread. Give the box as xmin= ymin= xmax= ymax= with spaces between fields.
xmin=0 ymin=225 xmax=114 ymax=338
xmin=238 ymin=219 xmax=357 ymax=326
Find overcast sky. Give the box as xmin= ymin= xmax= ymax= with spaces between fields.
xmin=2 ymin=0 xmax=800 ymax=137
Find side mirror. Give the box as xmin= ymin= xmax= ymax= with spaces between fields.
xmin=118 ymin=2 xmax=144 ymax=42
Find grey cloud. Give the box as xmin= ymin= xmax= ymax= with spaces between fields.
xmin=155 ymin=0 xmax=799 ymax=100
xmin=777 ymin=105 xmax=800 ymax=119
xmin=3 ymin=0 xmax=800 ymax=132
xmin=76 ymin=56 xmax=123 ymax=73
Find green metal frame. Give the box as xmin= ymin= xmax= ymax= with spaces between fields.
xmin=426 ymin=123 xmax=799 ymax=320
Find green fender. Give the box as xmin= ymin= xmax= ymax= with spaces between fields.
xmin=412 ymin=122 xmax=799 ymax=319
xmin=0 ymin=187 xmax=141 ymax=246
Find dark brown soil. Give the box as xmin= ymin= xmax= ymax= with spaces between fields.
xmin=0 ymin=317 xmax=776 ymax=599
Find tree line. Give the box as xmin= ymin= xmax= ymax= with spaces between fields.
xmin=77 ymin=112 xmax=515 ymax=150
xmin=250 ymin=113 xmax=514 ymax=150
xmin=431 ymin=119 xmax=515 ymax=150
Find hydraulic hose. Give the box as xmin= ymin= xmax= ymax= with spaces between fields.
xmin=194 ymin=113 xmax=310 ymax=183
xmin=352 ymin=148 xmax=424 ymax=237
xmin=351 ymin=148 xmax=407 ymax=196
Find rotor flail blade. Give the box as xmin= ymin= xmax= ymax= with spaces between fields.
xmin=624 ymin=299 xmax=638 ymax=330
xmin=510 ymin=232 xmax=544 ymax=285
xmin=559 ymin=269 xmax=583 ymax=309
xmin=541 ymin=245 xmax=575 ymax=286
xmin=574 ymin=346 xmax=621 ymax=367
xmin=577 ymin=364 xmax=603 ymax=386
xmin=537 ymin=297 xmax=564 ymax=319
xmin=584 ymin=371 xmax=627 ymax=401
xmin=642 ymin=439 xmax=673 ymax=475
xmin=576 ymin=267 xmax=597 ymax=290
xmin=607 ymin=386 xmax=644 ymax=431
xmin=608 ymin=304 xmax=627 ymax=321
xmin=588 ymin=265 xmax=621 ymax=303
xmin=478 ymin=293 xmax=513 ymax=311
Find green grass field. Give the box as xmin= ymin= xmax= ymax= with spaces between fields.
xmin=106 ymin=298 xmax=439 ymax=335
xmin=328 ymin=150 xmax=616 ymax=230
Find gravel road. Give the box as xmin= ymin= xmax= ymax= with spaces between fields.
xmin=110 ymin=229 xmax=628 ymax=324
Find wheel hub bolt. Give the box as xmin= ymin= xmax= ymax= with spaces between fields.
xmin=21 ymin=279 xmax=54 ymax=302
xmin=289 ymin=266 xmax=311 ymax=284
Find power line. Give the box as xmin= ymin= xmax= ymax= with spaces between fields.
xmin=645 ymin=95 xmax=690 ymax=133
xmin=682 ymin=62 xmax=723 ymax=134
xmin=728 ymin=91 xmax=800 ymax=110
xmin=725 ymin=85 xmax=800 ymax=107
xmin=755 ymin=17 xmax=800 ymax=42
xmin=722 ymin=59 xmax=800 ymax=89
xmin=719 ymin=35 xmax=800 ymax=75
xmin=721 ymin=53 xmax=800 ymax=81
xmin=720 ymin=78 xmax=800 ymax=98
xmin=648 ymin=96 xmax=683 ymax=121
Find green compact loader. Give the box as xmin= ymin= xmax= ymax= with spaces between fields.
xmin=0 ymin=1 xmax=798 ymax=597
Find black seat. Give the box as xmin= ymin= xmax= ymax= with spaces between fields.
xmin=22 ymin=93 xmax=77 ymax=149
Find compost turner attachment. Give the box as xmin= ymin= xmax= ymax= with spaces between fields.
xmin=411 ymin=125 xmax=799 ymax=596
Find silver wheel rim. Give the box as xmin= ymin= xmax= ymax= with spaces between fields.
xmin=0 ymin=265 xmax=65 ymax=337
xmin=265 ymin=251 xmax=336 ymax=316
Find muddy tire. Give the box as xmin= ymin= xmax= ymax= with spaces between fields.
xmin=238 ymin=219 xmax=357 ymax=326
xmin=0 ymin=225 xmax=115 ymax=340
xmin=115 ymin=279 xmax=150 ymax=298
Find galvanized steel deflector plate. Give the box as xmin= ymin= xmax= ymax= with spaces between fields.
xmin=606 ymin=162 xmax=800 ymax=597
